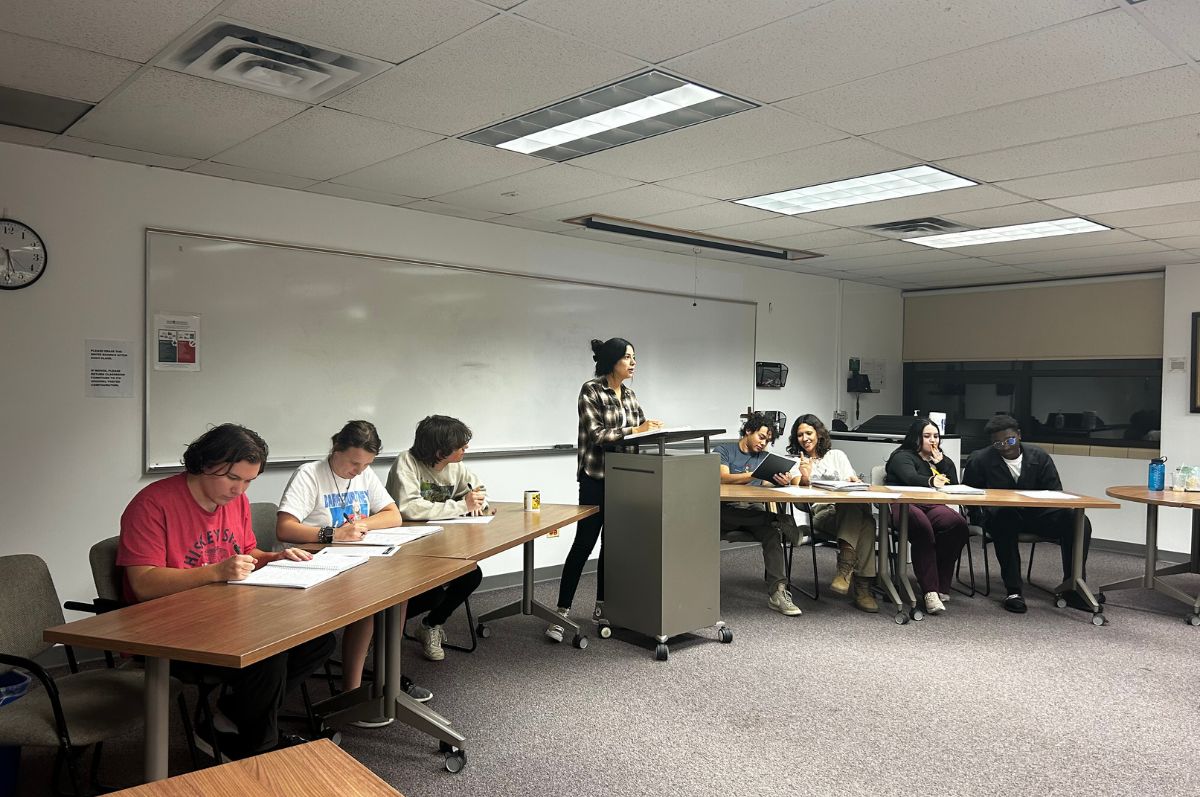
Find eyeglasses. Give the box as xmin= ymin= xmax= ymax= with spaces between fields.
xmin=991 ymin=436 xmax=1018 ymax=449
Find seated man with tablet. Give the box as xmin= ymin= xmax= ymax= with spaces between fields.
xmin=715 ymin=413 xmax=802 ymax=617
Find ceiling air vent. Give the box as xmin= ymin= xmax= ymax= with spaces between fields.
xmin=862 ymin=217 xmax=975 ymax=239
xmin=157 ymin=20 xmax=388 ymax=103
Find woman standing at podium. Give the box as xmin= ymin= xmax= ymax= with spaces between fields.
xmin=547 ymin=337 xmax=663 ymax=643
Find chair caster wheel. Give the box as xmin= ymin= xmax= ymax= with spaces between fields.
xmin=718 ymin=627 xmax=733 ymax=643
xmin=1187 ymin=614 xmax=1200 ymax=627
xmin=910 ymin=608 xmax=924 ymax=621
xmin=475 ymin=623 xmax=491 ymax=639
xmin=654 ymin=643 xmax=669 ymax=661
xmin=1091 ymin=613 xmax=1107 ymax=627
xmin=597 ymin=623 xmax=611 ymax=639
xmin=572 ymin=634 xmax=588 ymax=649
xmin=1054 ymin=595 xmax=1067 ymax=609
xmin=894 ymin=612 xmax=909 ymax=625
xmin=442 ymin=745 xmax=465 ymax=773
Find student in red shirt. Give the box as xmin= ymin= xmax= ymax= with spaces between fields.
xmin=118 ymin=423 xmax=334 ymax=760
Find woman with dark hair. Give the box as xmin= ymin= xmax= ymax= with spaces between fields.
xmin=547 ymin=337 xmax=663 ymax=643
xmin=787 ymin=414 xmax=878 ymax=613
xmin=884 ymin=417 xmax=969 ymax=615
xmin=276 ymin=421 xmax=431 ymax=714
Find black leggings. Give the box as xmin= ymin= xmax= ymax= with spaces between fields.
xmin=557 ymin=474 xmax=604 ymax=609
xmin=407 ymin=565 xmax=483 ymax=626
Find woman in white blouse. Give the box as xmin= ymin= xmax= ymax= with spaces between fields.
xmin=786 ymin=414 xmax=878 ymax=613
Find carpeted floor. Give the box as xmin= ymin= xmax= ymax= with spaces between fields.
xmin=13 ymin=540 xmax=1200 ymax=796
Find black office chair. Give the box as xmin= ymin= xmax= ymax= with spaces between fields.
xmin=720 ymin=504 xmax=817 ymax=600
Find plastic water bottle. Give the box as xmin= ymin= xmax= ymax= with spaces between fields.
xmin=1148 ymin=456 xmax=1166 ymax=491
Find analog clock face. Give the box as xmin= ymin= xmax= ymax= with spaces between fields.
xmin=0 ymin=219 xmax=46 ymax=290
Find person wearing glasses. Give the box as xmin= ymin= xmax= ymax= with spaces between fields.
xmin=884 ymin=417 xmax=969 ymax=615
xmin=963 ymin=415 xmax=1093 ymax=614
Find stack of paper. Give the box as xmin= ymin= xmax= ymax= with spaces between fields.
xmin=811 ymin=480 xmax=870 ymax=492
xmin=441 ymin=515 xmax=495 ymax=525
xmin=940 ymin=484 xmax=985 ymax=495
xmin=338 ymin=526 xmax=443 ymax=546
xmin=232 ymin=554 xmax=369 ymax=589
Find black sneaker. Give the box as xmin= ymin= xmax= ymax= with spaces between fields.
xmin=193 ymin=724 xmax=243 ymax=763
xmin=400 ymin=674 xmax=433 ymax=703
xmin=274 ymin=732 xmax=311 ymax=751
xmin=1003 ymin=594 xmax=1027 ymax=613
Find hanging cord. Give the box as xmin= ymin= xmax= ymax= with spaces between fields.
xmin=692 ymin=247 xmax=700 ymax=307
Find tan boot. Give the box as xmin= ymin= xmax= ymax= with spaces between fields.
xmin=853 ymin=576 xmax=880 ymax=613
xmin=831 ymin=541 xmax=856 ymax=595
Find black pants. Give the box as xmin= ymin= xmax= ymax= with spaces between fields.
xmin=179 ymin=632 xmax=335 ymax=757
xmin=558 ymin=474 xmax=604 ymax=609
xmin=988 ymin=508 xmax=1093 ymax=595
xmin=407 ymin=565 xmax=483 ymax=627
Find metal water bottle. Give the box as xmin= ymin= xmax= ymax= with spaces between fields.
xmin=1148 ymin=456 xmax=1166 ymax=491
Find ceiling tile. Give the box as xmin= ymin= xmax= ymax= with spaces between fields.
xmin=333 ymin=138 xmax=543 ymax=198
xmin=636 ymin=202 xmax=780 ymax=231
xmin=304 ymin=182 xmax=417 ymax=206
xmin=935 ymin=115 xmax=1200 ymax=183
xmin=478 ymin=0 xmax=522 ymax=7
xmin=997 ymin=152 xmax=1200 ymax=200
xmin=904 ymin=265 xmax=1046 ymax=287
xmin=1045 ymin=179 xmax=1200 ymax=216
xmin=1029 ymin=250 xmax=1194 ymax=271
xmin=48 ymin=136 xmax=197 ymax=169
xmin=519 ymin=184 xmax=714 ymax=223
xmin=574 ymin=106 xmax=845 ymax=183
xmin=796 ymin=185 xmax=1024 ymax=228
xmin=695 ymin=216 xmax=832 ymax=240
xmin=759 ymin=228 xmax=887 ymax=249
xmin=663 ymin=0 xmax=1114 ymax=102
xmin=783 ymin=11 xmax=1177 ymax=135
xmin=850 ymin=257 xmax=981 ymax=277
xmin=1115 ymin=220 xmax=1200 ymax=240
xmin=0 ymin=31 xmax=139 ymax=104
xmin=66 ymin=68 xmax=305 ymax=159
xmin=327 ymin=15 xmax=644 ymax=135
xmin=936 ymin=228 xmax=1138 ymax=257
xmin=0 ymin=0 xmax=219 ymax=62
xmin=0 ymin=124 xmax=55 ymax=146
xmin=1135 ymin=0 xmax=1200 ymax=60
xmin=1160 ymin=236 xmax=1200 ymax=250
xmin=514 ymin=0 xmax=818 ymax=62
xmin=981 ymin=240 xmax=1174 ymax=266
xmin=212 ymin=108 xmax=442 ymax=181
xmin=402 ymin=200 xmax=500 ymax=221
xmin=940 ymin=202 xmax=1077 ymax=228
xmin=658 ymin=137 xmax=910 ymax=200
xmin=819 ymin=249 xmax=967 ymax=271
xmin=1032 ymin=262 xmax=1166 ymax=278
xmin=486 ymin=216 xmax=578 ymax=234
xmin=186 ymin=161 xmax=317 ymax=189
xmin=867 ymin=66 xmax=1200 ymax=161
xmin=1088 ymin=201 xmax=1200 ymax=229
xmin=223 ymin=0 xmax=495 ymax=63
xmin=432 ymin=164 xmax=641 ymax=214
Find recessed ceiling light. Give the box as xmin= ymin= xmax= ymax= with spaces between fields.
xmin=904 ymin=217 xmax=1111 ymax=248
xmin=462 ymin=71 xmax=755 ymax=162
xmin=734 ymin=165 xmax=975 ymax=215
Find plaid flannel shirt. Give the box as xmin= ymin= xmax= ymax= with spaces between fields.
xmin=577 ymin=377 xmax=645 ymax=480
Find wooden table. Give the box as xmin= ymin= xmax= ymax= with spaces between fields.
xmin=44 ymin=554 xmax=475 ymax=782
xmin=108 ymin=740 xmax=402 ymax=796
xmin=720 ymin=484 xmax=1120 ymax=625
xmin=1102 ymin=486 xmax=1200 ymax=624
xmin=395 ymin=502 xmax=598 ymax=646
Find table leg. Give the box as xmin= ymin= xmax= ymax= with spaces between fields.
xmin=873 ymin=503 xmax=904 ymax=621
xmin=475 ymin=539 xmax=584 ymax=638
xmin=1060 ymin=508 xmax=1103 ymax=620
xmin=895 ymin=504 xmax=919 ymax=613
xmin=386 ymin=603 xmax=466 ymax=750
xmin=144 ymin=656 xmax=170 ymax=782
xmin=1100 ymin=504 xmax=1158 ymax=594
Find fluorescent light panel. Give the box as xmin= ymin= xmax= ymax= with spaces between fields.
xmin=904 ymin=218 xmax=1110 ymax=248
xmin=735 ymin=166 xmax=975 ymax=215
xmin=462 ymin=71 xmax=755 ymax=162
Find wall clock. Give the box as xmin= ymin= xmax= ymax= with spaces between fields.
xmin=0 ymin=218 xmax=46 ymax=290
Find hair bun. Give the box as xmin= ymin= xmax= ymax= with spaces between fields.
xmin=590 ymin=338 xmax=604 ymax=359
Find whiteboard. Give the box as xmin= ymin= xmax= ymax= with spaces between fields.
xmin=144 ymin=230 xmax=756 ymax=471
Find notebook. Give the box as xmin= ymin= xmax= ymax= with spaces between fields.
xmin=749 ymin=452 xmax=799 ymax=483
xmin=811 ymin=479 xmax=870 ymax=492
xmin=337 ymin=526 xmax=443 ymax=546
xmin=231 ymin=554 xmax=368 ymax=589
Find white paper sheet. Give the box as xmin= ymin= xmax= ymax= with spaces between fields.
xmin=316 ymin=545 xmax=397 ymax=558
xmin=337 ymin=526 xmax=443 ymax=545
xmin=1016 ymin=490 xmax=1077 ymax=500
xmin=439 ymin=515 xmax=496 ymax=524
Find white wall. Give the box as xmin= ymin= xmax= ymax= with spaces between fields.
xmin=1158 ymin=264 xmax=1200 ymax=553
xmin=0 ymin=142 xmax=901 ymax=608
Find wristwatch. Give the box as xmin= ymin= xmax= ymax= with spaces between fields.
xmin=318 ymin=526 xmax=334 ymax=544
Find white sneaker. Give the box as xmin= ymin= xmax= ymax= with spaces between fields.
xmin=415 ymin=623 xmax=446 ymax=661
xmin=768 ymin=585 xmax=802 ymax=616
xmin=545 ymin=607 xmax=569 ymax=643
xmin=924 ymin=591 xmax=946 ymax=614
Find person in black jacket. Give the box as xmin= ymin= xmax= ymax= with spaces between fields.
xmin=963 ymin=415 xmax=1092 ymax=614
xmin=884 ymin=418 xmax=969 ymax=615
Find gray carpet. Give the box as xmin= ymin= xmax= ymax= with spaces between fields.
xmin=13 ymin=541 xmax=1200 ymax=796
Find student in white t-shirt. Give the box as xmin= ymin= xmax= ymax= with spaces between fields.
xmin=276 ymin=420 xmax=431 ymax=716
